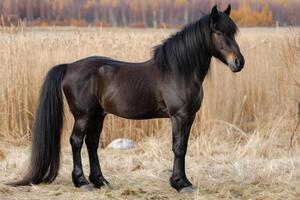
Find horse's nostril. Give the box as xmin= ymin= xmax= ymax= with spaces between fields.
xmin=235 ymin=58 xmax=240 ymax=67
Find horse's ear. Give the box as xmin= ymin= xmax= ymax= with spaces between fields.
xmin=211 ymin=5 xmax=218 ymax=23
xmin=224 ymin=4 xmax=231 ymax=16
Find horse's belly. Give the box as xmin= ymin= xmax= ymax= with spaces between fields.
xmin=107 ymin=108 xmax=169 ymax=120
xmin=101 ymin=91 xmax=169 ymax=120
xmin=103 ymin=101 xmax=169 ymax=119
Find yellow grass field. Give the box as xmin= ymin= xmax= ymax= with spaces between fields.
xmin=0 ymin=27 xmax=300 ymax=199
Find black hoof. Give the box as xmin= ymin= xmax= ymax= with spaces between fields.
xmin=72 ymin=172 xmax=90 ymax=188
xmin=90 ymin=176 xmax=113 ymax=189
xmin=170 ymin=176 xmax=193 ymax=192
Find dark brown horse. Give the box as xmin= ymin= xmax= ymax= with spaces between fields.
xmin=10 ymin=5 xmax=244 ymax=193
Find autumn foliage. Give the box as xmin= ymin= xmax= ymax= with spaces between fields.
xmin=231 ymin=4 xmax=273 ymax=26
xmin=0 ymin=0 xmax=299 ymax=27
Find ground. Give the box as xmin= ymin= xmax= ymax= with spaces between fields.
xmin=1 ymin=132 xmax=300 ymax=200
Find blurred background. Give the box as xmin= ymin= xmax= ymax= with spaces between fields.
xmin=0 ymin=0 xmax=300 ymax=27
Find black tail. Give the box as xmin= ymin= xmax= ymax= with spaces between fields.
xmin=9 ymin=64 xmax=67 ymax=186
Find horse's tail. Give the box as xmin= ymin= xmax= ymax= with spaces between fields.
xmin=9 ymin=64 xmax=67 ymax=186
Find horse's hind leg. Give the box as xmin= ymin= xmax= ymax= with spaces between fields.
xmin=85 ymin=108 xmax=111 ymax=188
xmin=70 ymin=116 xmax=92 ymax=189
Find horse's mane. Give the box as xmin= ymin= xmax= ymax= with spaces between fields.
xmin=153 ymin=13 xmax=238 ymax=77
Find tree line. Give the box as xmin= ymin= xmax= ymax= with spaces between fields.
xmin=0 ymin=0 xmax=299 ymax=27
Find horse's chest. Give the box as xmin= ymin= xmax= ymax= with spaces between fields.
xmin=162 ymin=83 xmax=203 ymax=115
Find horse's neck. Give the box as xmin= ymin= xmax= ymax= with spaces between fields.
xmin=194 ymin=54 xmax=212 ymax=83
xmin=182 ymin=33 xmax=212 ymax=82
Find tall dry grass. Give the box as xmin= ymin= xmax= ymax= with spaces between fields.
xmin=0 ymin=27 xmax=300 ymax=199
xmin=0 ymin=27 xmax=299 ymax=148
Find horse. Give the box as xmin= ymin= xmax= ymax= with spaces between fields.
xmin=9 ymin=5 xmax=244 ymax=193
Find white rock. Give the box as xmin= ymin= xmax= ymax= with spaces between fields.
xmin=107 ymin=138 xmax=136 ymax=150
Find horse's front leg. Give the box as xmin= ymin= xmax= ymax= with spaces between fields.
xmin=170 ymin=111 xmax=195 ymax=193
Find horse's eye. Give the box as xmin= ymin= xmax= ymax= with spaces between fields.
xmin=216 ymin=31 xmax=223 ymax=36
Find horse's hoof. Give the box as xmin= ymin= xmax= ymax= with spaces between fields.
xmin=180 ymin=186 xmax=194 ymax=193
xmin=91 ymin=177 xmax=114 ymax=190
xmin=102 ymin=180 xmax=115 ymax=190
xmin=80 ymin=184 xmax=93 ymax=191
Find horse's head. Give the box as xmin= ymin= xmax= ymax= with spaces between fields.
xmin=208 ymin=5 xmax=245 ymax=72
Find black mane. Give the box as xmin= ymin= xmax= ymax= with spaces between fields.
xmin=153 ymin=13 xmax=238 ymax=77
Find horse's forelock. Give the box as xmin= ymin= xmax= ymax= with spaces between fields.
xmin=215 ymin=13 xmax=238 ymax=36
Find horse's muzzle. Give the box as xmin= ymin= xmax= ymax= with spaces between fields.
xmin=229 ymin=56 xmax=245 ymax=72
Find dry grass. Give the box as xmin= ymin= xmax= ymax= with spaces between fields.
xmin=0 ymin=27 xmax=299 ymax=145
xmin=0 ymin=150 xmax=4 ymax=161
xmin=1 ymin=130 xmax=300 ymax=199
xmin=0 ymin=27 xmax=300 ymax=199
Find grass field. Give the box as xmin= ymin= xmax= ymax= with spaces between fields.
xmin=0 ymin=27 xmax=300 ymax=199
